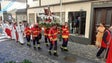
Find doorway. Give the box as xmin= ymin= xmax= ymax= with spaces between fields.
xmin=92 ymin=8 xmax=112 ymax=44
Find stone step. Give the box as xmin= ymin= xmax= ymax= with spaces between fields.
xmin=0 ymin=34 xmax=8 ymax=42
xmin=0 ymin=39 xmax=8 ymax=42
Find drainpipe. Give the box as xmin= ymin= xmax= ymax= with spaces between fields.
xmin=26 ymin=0 xmax=28 ymax=22
xmin=60 ymin=0 xmax=62 ymax=24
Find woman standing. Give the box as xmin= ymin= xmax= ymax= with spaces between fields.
xmin=96 ymin=23 xmax=105 ymax=48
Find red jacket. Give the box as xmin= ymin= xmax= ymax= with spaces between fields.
xmin=101 ymin=30 xmax=111 ymax=48
xmin=44 ymin=27 xmax=49 ymax=36
xmin=62 ymin=26 xmax=69 ymax=38
xmin=31 ymin=27 xmax=38 ymax=38
xmin=24 ymin=27 xmax=31 ymax=36
xmin=48 ymin=27 xmax=58 ymax=44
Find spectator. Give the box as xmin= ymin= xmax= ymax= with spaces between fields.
xmin=96 ymin=23 xmax=105 ymax=48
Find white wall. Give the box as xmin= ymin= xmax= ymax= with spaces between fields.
xmin=62 ymin=0 xmax=87 ymax=3
xmin=49 ymin=2 xmax=92 ymax=38
xmin=40 ymin=0 xmax=87 ymax=6
xmin=41 ymin=0 xmax=59 ymax=6
xmin=16 ymin=14 xmax=27 ymax=22
xmin=28 ymin=2 xmax=92 ymax=38
xmin=28 ymin=0 xmax=39 ymax=7
xmin=27 ymin=8 xmax=44 ymax=23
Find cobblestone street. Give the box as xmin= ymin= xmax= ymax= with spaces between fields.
xmin=0 ymin=36 xmax=105 ymax=63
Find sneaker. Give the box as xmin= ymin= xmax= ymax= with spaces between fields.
xmin=38 ymin=47 xmax=41 ymax=50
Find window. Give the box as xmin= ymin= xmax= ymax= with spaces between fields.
xmin=106 ymin=9 xmax=112 ymax=26
xmin=68 ymin=11 xmax=86 ymax=37
xmin=36 ymin=13 xmax=44 ymax=23
xmin=29 ymin=13 xmax=35 ymax=24
xmin=53 ymin=12 xmax=65 ymax=23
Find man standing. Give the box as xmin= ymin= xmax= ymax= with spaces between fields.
xmin=16 ymin=22 xmax=24 ymax=45
xmin=48 ymin=24 xmax=58 ymax=56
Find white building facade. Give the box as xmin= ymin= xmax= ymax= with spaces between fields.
xmin=27 ymin=0 xmax=112 ymax=44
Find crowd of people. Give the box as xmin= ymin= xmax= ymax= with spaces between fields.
xmin=1 ymin=21 xmax=112 ymax=62
xmin=1 ymin=21 xmax=70 ymax=57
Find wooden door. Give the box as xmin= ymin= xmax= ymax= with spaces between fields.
xmin=92 ymin=8 xmax=112 ymax=44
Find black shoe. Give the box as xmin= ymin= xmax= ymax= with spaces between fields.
xmin=20 ymin=43 xmax=24 ymax=45
xmin=46 ymin=44 xmax=49 ymax=47
xmin=34 ymin=47 xmax=36 ymax=50
xmin=64 ymin=49 xmax=68 ymax=51
xmin=53 ymin=53 xmax=58 ymax=57
xmin=49 ymin=51 xmax=52 ymax=55
xmin=38 ymin=47 xmax=41 ymax=50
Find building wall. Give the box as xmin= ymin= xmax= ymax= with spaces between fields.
xmin=28 ymin=0 xmax=39 ymax=7
xmin=27 ymin=8 xmax=44 ymax=24
xmin=27 ymin=2 xmax=92 ymax=38
xmin=28 ymin=0 xmax=89 ymax=7
xmin=16 ymin=13 xmax=27 ymax=22
xmin=41 ymin=0 xmax=59 ymax=6
xmin=62 ymin=0 xmax=87 ymax=3
xmin=1 ymin=1 xmax=10 ymax=10
xmin=0 ymin=1 xmax=11 ymax=21
xmin=11 ymin=13 xmax=16 ymax=21
xmin=41 ymin=0 xmax=89 ymax=6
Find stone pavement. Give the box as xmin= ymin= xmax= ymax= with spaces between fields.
xmin=0 ymin=36 xmax=105 ymax=63
xmin=68 ymin=42 xmax=105 ymax=63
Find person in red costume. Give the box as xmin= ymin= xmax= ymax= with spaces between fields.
xmin=14 ymin=22 xmax=19 ymax=42
xmin=24 ymin=23 xmax=31 ymax=47
xmin=5 ymin=21 xmax=12 ymax=38
xmin=48 ymin=24 xmax=58 ymax=56
xmin=31 ymin=24 xmax=41 ymax=50
xmin=60 ymin=22 xmax=69 ymax=51
xmin=106 ymin=26 xmax=112 ymax=63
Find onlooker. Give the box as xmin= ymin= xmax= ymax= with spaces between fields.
xmin=96 ymin=26 xmax=111 ymax=59
xmin=96 ymin=23 xmax=105 ymax=48
xmin=74 ymin=16 xmax=80 ymax=34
